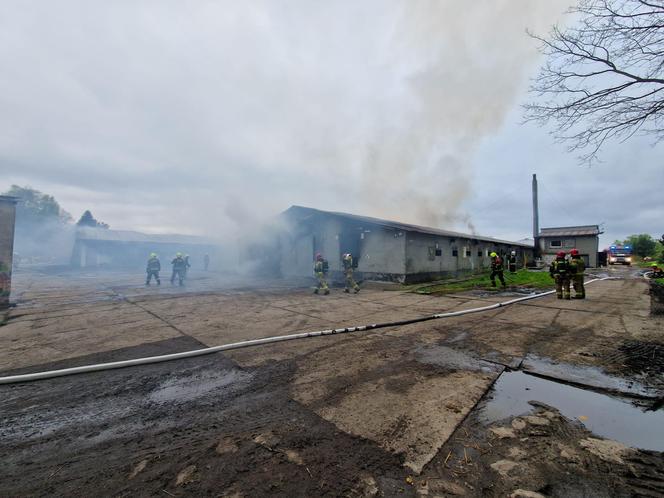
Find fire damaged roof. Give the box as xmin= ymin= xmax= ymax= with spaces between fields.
xmin=539 ymin=225 xmax=601 ymax=237
xmin=75 ymin=227 xmax=216 ymax=245
xmin=283 ymin=206 xmax=533 ymax=248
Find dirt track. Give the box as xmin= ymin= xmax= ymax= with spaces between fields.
xmin=1 ymin=266 xmax=662 ymax=496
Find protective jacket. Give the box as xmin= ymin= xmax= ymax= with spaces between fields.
xmin=314 ymin=260 xmax=328 ymax=274
xmin=147 ymin=258 xmax=161 ymax=272
xmin=550 ymin=258 xmax=570 ymax=276
xmin=172 ymin=257 xmax=187 ymax=271
xmin=343 ymin=255 xmax=353 ymax=271
xmin=491 ymin=256 xmax=504 ymax=271
xmin=569 ymin=256 xmax=585 ymax=275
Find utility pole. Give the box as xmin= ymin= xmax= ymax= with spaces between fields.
xmin=532 ymin=174 xmax=540 ymax=259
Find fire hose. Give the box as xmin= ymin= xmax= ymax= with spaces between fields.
xmin=0 ymin=277 xmax=613 ymax=385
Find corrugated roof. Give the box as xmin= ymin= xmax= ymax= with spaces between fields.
xmin=283 ymin=206 xmax=533 ymax=248
xmin=75 ymin=227 xmax=216 ymax=245
xmin=539 ymin=225 xmax=600 ymax=237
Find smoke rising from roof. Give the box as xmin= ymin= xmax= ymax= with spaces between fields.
xmin=0 ymin=1 xmax=569 ymax=237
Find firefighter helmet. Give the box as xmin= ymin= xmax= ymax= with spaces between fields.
xmin=150 ymin=252 xmax=157 ymax=258
xmin=490 ymin=252 xmax=497 ymax=258
xmin=176 ymin=252 xmax=183 ymax=257
xmin=570 ymin=248 xmax=579 ymax=256
xmin=556 ymin=251 xmax=566 ymax=258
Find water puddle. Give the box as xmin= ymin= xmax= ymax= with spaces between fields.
xmin=481 ymin=371 xmax=664 ymax=452
xmin=148 ymin=368 xmax=252 ymax=403
xmin=522 ymin=354 xmax=658 ymax=398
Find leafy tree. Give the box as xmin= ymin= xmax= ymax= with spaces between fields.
xmin=525 ymin=0 xmax=664 ymax=163
xmin=2 ymin=185 xmax=71 ymax=224
xmin=76 ymin=210 xmax=109 ymax=229
xmin=624 ymin=233 xmax=657 ymax=257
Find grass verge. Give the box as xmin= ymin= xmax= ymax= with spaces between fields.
xmin=414 ymin=269 xmax=554 ymax=295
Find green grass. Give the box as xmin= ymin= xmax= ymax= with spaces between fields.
xmin=632 ymin=256 xmax=664 ymax=269
xmin=413 ymin=269 xmax=554 ymax=295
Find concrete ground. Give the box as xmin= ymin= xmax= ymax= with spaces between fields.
xmin=1 ymin=266 xmax=662 ymax=496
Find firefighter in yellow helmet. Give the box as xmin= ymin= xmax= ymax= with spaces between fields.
xmin=313 ymin=253 xmax=330 ymax=295
xmin=568 ymin=249 xmax=585 ymax=299
xmin=490 ymin=252 xmax=506 ymax=288
xmin=550 ymin=251 xmax=571 ymax=299
xmin=146 ymin=252 xmax=161 ymax=286
xmin=171 ymin=252 xmax=186 ymax=286
xmin=342 ymin=253 xmax=360 ymax=293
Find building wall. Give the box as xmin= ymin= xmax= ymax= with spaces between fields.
xmin=404 ymin=232 xmax=533 ymax=283
xmin=0 ymin=197 xmax=17 ymax=307
xmin=276 ymin=211 xmax=533 ymax=283
xmin=278 ymin=218 xmax=406 ymax=281
xmin=356 ymin=226 xmax=406 ymax=278
xmin=539 ymin=236 xmax=598 ymax=267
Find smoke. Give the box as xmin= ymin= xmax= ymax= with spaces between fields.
xmin=0 ymin=1 xmax=570 ymax=238
xmin=349 ymin=0 xmax=571 ymax=229
xmin=13 ymin=220 xmax=76 ymax=265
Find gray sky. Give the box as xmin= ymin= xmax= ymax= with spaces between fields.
xmin=1 ymin=0 xmax=661 ymax=248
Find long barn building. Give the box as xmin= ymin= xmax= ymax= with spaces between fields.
xmin=271 ymin=206 xmax=534 ymax=284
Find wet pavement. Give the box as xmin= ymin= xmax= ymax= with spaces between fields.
xmin=1 ymin=265 xmax=662 ymax=496
xmin=481 ymin=370 xmax=664 ymax=452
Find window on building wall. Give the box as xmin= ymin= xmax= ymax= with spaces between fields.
xmin=452 ymin=249 xmax=458 ymax=257
xmin=477 ymin=250 xmax=482 ymax=257
xmin=550 ymin=240 xmax=562 ymax=248
xmin=465 ymin=249 xmax=471 ymax=257
xmin=435 ymin=248 xmax=442 ymax=256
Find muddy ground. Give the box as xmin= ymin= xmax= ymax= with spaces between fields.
xmin=1 ymin=266 xmax=662 ymax=497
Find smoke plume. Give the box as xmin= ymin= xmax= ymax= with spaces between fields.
xmin=0 ymin=1 xmax=570 ymax=237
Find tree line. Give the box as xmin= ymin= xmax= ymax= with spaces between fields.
xmin=2 ymin=185 xmax=109 ymax=229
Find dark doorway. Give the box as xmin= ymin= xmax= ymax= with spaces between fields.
xmin=339 ymin=229 xmax=362 ymax=266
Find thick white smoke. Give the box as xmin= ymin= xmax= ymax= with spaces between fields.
xmin=0 ymin=1 xmax=570 ymax=236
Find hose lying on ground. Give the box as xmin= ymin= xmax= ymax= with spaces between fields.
xmin=0 ymin=277 xmax=612 ymax=385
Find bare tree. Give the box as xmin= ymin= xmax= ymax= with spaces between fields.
xmin=525 ymin=0 xmax=664 ymax=163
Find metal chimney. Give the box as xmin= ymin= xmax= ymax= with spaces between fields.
xmin=532 ymin=174 xmax=539 ymax=258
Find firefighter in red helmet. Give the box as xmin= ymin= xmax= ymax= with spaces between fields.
xmin=568 ymin=248 xmax=585 ymax=299
xmin=549 ymin=251 xmax=571 ymax=299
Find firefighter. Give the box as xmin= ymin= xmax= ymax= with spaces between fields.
xmin=568 ymin=248 xmax=585 ymax=299
xmin=490 ymin=252 xmax=506 ymax=288
xmin=171 ymin=252 xmax=186 ymax=286
xmin=146 ymin=252 xmax=161 ymax=286
xmin=313 ymin=253 xmax=330 ymax=295
xmin=342 ymin=253 xmax=360 ymax=293
xmin=550 ymin=251 xmax=571 ymax=299
xmin=651 ymin=263 xmax=664 ymax=279
xmin=507 ymin=250 xmax=517 ymax=273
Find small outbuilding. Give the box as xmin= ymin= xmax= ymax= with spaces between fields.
xmin=71 ymin=227 xmax=219 ymax=270
xmin=538 ymin=225 xmax=601 ymax=267
xmin=267 ymin=206 xmax=534 ymax=284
